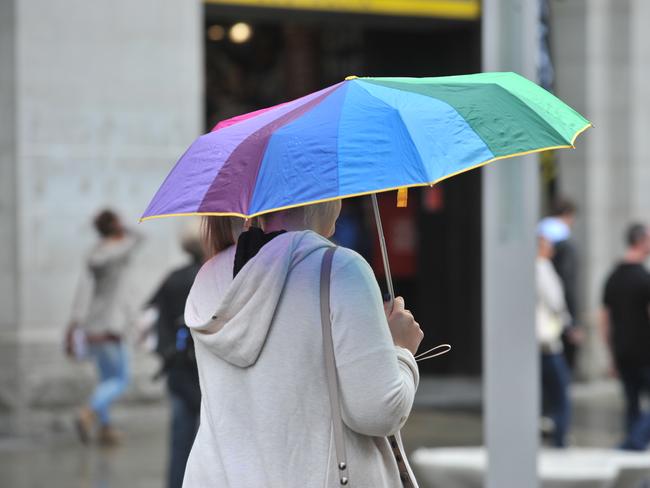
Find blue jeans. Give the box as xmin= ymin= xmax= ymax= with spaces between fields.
xmin=168 ymin=393 xmax=200 ymax=488
xmin=541 ymin=352 xmax=571 ymax=447
xmin=88 ymin=342 xmax=129 ymax=426
xmin=619 ymin=365 xmax=650 ymax=451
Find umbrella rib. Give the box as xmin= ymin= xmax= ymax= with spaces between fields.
xmin=139 ymin=121 xmax=591 ymax=223
xmin=354 ymin=79 xmax=521 ymax=182
xmin=197 ymin=84 xmax=343 ymax=215
xmin=138 ymin=126 xmax=589 ymax=223
xmin=488 ymin=83 xmax=573 ymax=146
xmin=352 ymin=80 xmax=428 ymax=182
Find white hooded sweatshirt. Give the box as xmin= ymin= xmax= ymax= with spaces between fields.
xmin=183 ymin=230 xmax=420 ymax=488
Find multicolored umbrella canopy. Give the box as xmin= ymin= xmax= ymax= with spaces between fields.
xmin=141 ymin=72 xmax=591 ymax=221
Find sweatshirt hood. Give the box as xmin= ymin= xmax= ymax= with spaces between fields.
xmin=184 ymin=230 xmax=333 ymax=368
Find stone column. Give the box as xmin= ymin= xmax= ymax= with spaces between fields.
xmin=482 ymin=1 xmax=540 ymax=486
xmin=0 ymin=0 xmax=23 ymax=432
xmin=630 ymin=0 xmax=650 ymax=219
xmin=1 ymin=0 xmax=202 ymax=433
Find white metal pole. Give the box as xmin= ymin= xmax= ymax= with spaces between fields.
xmin=482 ymin=1 xmax=540 ymax=488
xmin=371 ymin=192 xmax=418 ymax=487
xmin=371 ymin=193 xmax=396 ymax=303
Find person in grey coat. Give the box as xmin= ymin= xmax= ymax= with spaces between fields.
xmin=67 ymin=209 xmax=143 ymax=446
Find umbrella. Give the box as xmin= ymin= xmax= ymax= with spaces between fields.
xmin=141 ymin=72 xmax=591 ymax=304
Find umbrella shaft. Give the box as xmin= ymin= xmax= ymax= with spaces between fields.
xmin=371 ymin=194 xmax=395 ymax=305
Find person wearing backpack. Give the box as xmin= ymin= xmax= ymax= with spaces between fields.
xmin=149 ymin=218 xmax=242 ymax=488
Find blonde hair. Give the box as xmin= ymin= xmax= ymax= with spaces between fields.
xmin=303 ymin=201 xmax=341 ymax=235
xmin=260 ymin=201 xmax=341 ymax=236
xmin=202 ymin=216 xmax=245 ymax=258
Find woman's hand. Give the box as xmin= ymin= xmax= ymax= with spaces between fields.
xmin=384 ymin=297 xmax=423 ymax=355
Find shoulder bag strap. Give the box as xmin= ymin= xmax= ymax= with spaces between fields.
xmin=321 ymin=246 xmax=417 ymax=488
xmin=320 ymin=246 xmax=350 ymax=486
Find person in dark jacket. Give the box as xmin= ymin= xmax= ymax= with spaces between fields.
xmin=149 ymin=227 xmax=204 ymax=488
xmin=601 ymin=223 xmax=650 ymax=451
xmin=149 ymin=218 xmax=243 ymax=488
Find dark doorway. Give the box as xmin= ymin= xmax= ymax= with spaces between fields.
xmin=204 ymin=5 xmax=483 ymax=375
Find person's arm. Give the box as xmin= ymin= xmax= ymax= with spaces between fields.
xmin=329 ymin=249 xmax=420 ymax=437
xmin=540 ymin=261 xmax=569 ymax=318
xmin=69 ymin=264 xmax=93 ymax=328
xmin=600 ymin=277 xmax=618 ymax=375
xmin=66 ymin=264 xmax=93 ymax=356
xmin=151 ymin=281 xmax=178 ymax=358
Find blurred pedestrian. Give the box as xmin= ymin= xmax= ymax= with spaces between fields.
xmin=536 ymin=234 xmax=572 ymax=448
xmin=538 ymin=197 xmax=583 ymax=371
xmin=66 ymin=209 xmax=143 ymax=446
xmin=601 ymin=223 xmax=650 ymax=451
xmin=181 ymin=202 xmax=423 ymax=487
xmin=148 ymin=217 xmax=242 ymax=488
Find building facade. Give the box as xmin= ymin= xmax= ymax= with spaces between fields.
xmin=1 ymin=0 xmax=647 ymax=432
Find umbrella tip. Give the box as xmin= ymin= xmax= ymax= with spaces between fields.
xmin=345 ymin=75 xmax=359 ymax=81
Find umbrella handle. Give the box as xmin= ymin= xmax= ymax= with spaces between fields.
xmin=371 ymin=194 xmax=396 ymax=309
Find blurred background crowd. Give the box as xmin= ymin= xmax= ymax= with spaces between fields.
xmin=1 ymin=0 xmax=649 ymax=487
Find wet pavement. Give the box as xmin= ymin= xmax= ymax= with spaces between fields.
xmin=0 ymin=405 xmax=167 ymax=488
xmin=0 ymin=379 xmax=629 ymax=488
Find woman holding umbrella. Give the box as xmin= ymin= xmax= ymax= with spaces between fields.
xmin=182 ymin=202 xmax=423 ymax=487
xmin=142 ymin=73 xmax=591 ymax=486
